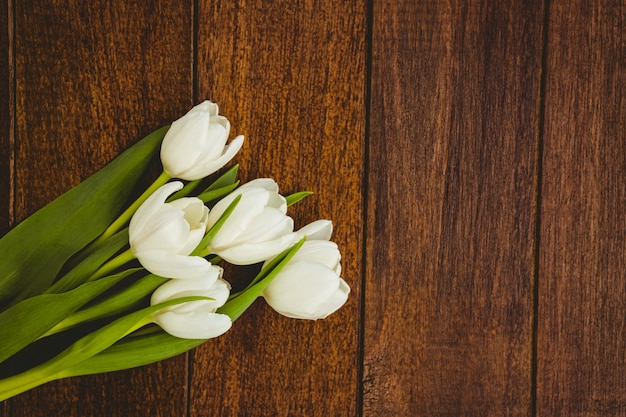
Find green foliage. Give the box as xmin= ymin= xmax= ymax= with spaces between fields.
xmin=285 ymin=191 xmax=313 ymax=206
xmin=0 ymin=295 xmax=209 ymax=401
xmin=45 ymin=229 xmax=130 ymax=294
xmin=0 ymin=127 xmax=167 ymax=308
xmin=204 ymin=164 xmax=239 ymax=191
xmin=0 ymin=269 xmax=138 ymax=364
xmin=51 ymin=274 xmax=167 ymax=335
xmin=60 ymin=329 xmax=205 ymax=377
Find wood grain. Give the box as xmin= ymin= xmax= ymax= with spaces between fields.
xmin=189 ymin=0 xmax=366 ymax=416
xmin=7 ymin=0 xmax=193 ymax=416
xmin=365 ymin=1 xmax=544 ymax=415
xmin=3 ymin=0 xmax=626 ymax=415
xmin=537 ymin=1 xmax=626 ymax=415
xmin=0 ymin=2 xmax=10 ymax=416
xmin=0 ymin=0 xmax=11 ymax=237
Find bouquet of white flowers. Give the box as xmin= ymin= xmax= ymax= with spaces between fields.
xmin=0 ymin=101 xmax=349 ymax=400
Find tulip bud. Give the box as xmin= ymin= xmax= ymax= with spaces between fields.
xmin=129 ymin=181 xmax=213 ymax=279
xmin=151 ymin=268 xmax=232 ymax=339
xmin=206 ymin=179 xmax=297 ymax=265
xmin=262 ymin=239 xmax=350 ymax=320
xmin=160 ymin=101 xmax=244 ymax=181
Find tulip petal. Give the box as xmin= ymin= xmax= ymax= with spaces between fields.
xmin=289 ymin=240 xmax=341 ymax=271
xmin=228 ymin=207 xmax=294 ymax=244
xmin=152 ymin=280 xmax=231 ymax=314
xmin=207 ymin=185 xmax=269 ymax=227
xmin=160 ymin=100 xmax=242 ymax=180
xmin=164 ymin=278 xmax=231 ymax=313
xmin=309 ymin=278 xmax=350 ymax=319
xmin=135 ymin=249 xmax=213 ymax=279
xmin=203 ymin=177 xmax=296 ymax=265
xmin=150 ymin=267 xmax=224 ymax=305
xmin=263 ymin=262 xmax=342 ymax=319
xmin=161 ymin=120 xmax=207 ymax=176
xmin=169 ymin=198 xmax=209 ymax=226
xmin=197 ymin=116 xmax=230 ymax=160
xmin=183 ymin=134 xmax=244 ymax=181
xmin=266 ymin=192 xmax=288 ymax=212
xmin=198 ymin=100 xmax=219 ymax=116
xmin=207 ymin=189 xmax=273 ymax=245
xmin=129 ymin=181 xmax=183 ymax=241
xmin=153 ymin=311 xmax=232 ymax=339
xmin=295 ymin=220 xmax=333 ymax=241
xmin=240 ymin=178 xmax=280 ymax=193
xmin=212 ymin=233 xmax=297 ymax=265
xmin=263 ymin=240 xmax=341 ymax=274
xmin=131 ymin=207 xmax=192 ymax=253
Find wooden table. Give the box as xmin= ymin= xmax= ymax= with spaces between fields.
xmin=1 ymin=1 xmax=624 ymax=416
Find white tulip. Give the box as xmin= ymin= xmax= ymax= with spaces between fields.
xmin=160 ymin=100 xmax=244 ymax=181
xmin=129 ymin=181 xmax=213 ymax=279
xmin=206 ymin=178 xmax=297 ymax=265
xmin=262 ymin=239 xmax=350 ymax=320
xmin=151 ymin=268 xmax=232 ymax=339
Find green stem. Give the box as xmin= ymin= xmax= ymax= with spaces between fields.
xmin=44 ymin=229 xmax=130 ymax=294
xmin=92 ymin=171 xmax=171 ymax=247
xmin=218 ymin=279 xmax=267 ymax=321
xmin=0 ymin=294 xmax=202 ymax=401
xmin=87 ymin=249 xmax=135 ymax=282
xmin=168 ymin=179 xmax=201 ymax=201
xmin=0 ymin=315 xmax=153 ymax=401
xmin=43 ymin=274 xmax=165 ymax=338
xmin=191 ymin=194 xmax=242 ymax=257
xmin=0 ymin=365 xmax=61 ymax=401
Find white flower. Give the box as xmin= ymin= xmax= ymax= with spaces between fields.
xmin=151 ymin=267 xmax=232 ymax=339
xmin=262 ymin=237 xmax=350 ymax=320
xmin=129 ymin=181 xmax=213 ymax=279
xmin=206 ymin=178 xmax=297 ymax=265
xmin=160 ymin=100 xmax=244 ymax=181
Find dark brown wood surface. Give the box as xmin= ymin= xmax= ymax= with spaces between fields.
xmin=0 ymin=0 xmax=10 ymax=238
xmin=6 ymin=1 xmax=194 ymax=416
xmin=1 ymin=0 xmax=625 ymax=416
xmin=365 ymin=1 xmax=543 ymax=415
xmin=537 ymin=1 xmax=626 ymax=416
xmin=189 ymin=1 xmax=365 ymax=416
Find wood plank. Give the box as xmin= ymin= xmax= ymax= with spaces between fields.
xmin=7 ymin=1 xmax=193 ymax=416
xmin=190 ymin=1 xmax=366 ymax=415
xmin=365 ymin=0 xmax=544 ymax=415
xmin=0 ymin=0 xmax=11 ymax=236
xmin=537 ymin=1 xmax=626 ymax=415
xmin=0 ymin=1 xmax=11 ymax=416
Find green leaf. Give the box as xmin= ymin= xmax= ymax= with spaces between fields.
xmin=285 ymin=191 xmax=313 ymax=206
xmin=0 ymin=295 xmax=207 ymax=401
xmin=60 ymin=329 xmax=205 ymax=377
xmin=168 ymin=164 xmax=239 ymax=202
xmin=196 ymin=182 xmax=239 ymax=204
xmin=0 ymin=127 xmax=167 ymax=308
xmin=204 ymin=164 xmax=239 ymax=192
xmin=196 ymin=164 xmax=240 ymax=204
xmin=192 ymin=194 xmax=242 ymax=256
xmin=0 ymin=269 xmax=138 ymax=364
xmin=167 ymin=179 xmax=201 ymax=201
xmin=45 ymin=229 xmax=130 ymax=294
xmin=48 ymin=295 xmax=209 ymax=371
xmin=50 ymin=274 xmax=167 ymax=335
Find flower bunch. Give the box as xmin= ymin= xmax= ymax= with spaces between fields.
xmin=0 ymin=101 xmax=349 ymax=400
